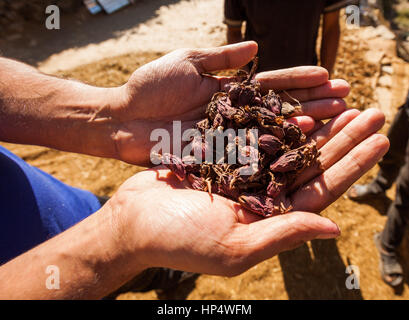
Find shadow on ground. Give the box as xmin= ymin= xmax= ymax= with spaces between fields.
xmin=156 ymin=275 xmax=200 ymax=300
xmin=351 ymin=194 xmax=393 ymax=216
xmin=278 ymin=239 xmax=364 ymax=299
xmin=0 ymin=0 xmax=180 ymax=66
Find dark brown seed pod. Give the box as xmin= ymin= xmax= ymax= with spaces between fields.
xmin=270 ymin=143 xmax=318 ymax=173
xmin=161 ymin=153 xmax=187 ymax=181
xmin=238 ymin=194 xmax=281 ymax=217
xmin=263 ymin=90 xmax=282 ymax=115
xmin=258 ymin=134 xmax=283 ymax=156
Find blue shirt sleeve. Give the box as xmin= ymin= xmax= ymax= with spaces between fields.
xmin=0 ymin=145 xmax=101 ymax=265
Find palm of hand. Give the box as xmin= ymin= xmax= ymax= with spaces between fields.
xmin=114 ymin=105 xmax=387 ymax=276
xmin=116 ymin=168 xmax=246 ymax=275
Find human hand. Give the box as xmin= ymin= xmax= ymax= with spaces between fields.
xmin=107 ymin=108 xmax=388 ymax=276
xmin=109 ymin=41 xmax=350 ymax=166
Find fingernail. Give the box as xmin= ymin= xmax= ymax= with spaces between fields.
xmin=327 ymin=218 xmax=341 ymax=234
xmin=317 ymin=220 xmax=341 ymax=239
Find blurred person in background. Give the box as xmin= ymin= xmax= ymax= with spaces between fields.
xmin=348 ymin=90 xmax=409 ymax=287
xmin=224 ymin=0 xmax=358 ymax=76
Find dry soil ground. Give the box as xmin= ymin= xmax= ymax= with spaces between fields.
xmin=1 ymin=0 xmax=409 ymax=300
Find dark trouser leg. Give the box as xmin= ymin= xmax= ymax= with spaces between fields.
xmin=380 ymin=148 xmax=409 ymax=253
xmin=371 ymin=104 xmax=409 ymax=191
xmin=104 ymin=268 xmax=198 ymax=298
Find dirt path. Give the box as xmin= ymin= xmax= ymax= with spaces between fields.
xmin=2 ymin=1 xmax=409 ymax=300
xmin=0 ymin=0 xmax=225 ymax=74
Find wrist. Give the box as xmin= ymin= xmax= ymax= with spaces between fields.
xmin=50 ymin=83 xmax=124 ymax=159
xmin=89 ymin=200 xmax=149 ymax=294
xmin=105 ymin=190 xmax=155 ymax=270
xmin=104 ymin=82 xmax=166 ymax=166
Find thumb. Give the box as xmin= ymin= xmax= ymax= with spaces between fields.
xmin=192 ymin=41 xmax=258 ymax=73
xmin=240 ymin=212 xmax=340 ymax=263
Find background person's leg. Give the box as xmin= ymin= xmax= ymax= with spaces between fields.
xmin=0 ymin=146 xmax=101 ymax=265
xmin=375 ymin=144 xmax=409 ymax=287
xmin=348 ymin=94 xmax=409 ymax=201
xmin=372 ymin=102 xmax=409 ymax=191
xmin=380 ymin=149 xmax=409 ymax=253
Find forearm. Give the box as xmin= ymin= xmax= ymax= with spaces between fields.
xmin=0 ymin=202 xmax=145 ymax=299
xmin=320 ymin=32 xmax=339 ymax=76
xmin=226 ymin=26 xmax=243 ymax=44
xmin=320 ymin=12 xmax=340 ymax=77
xmin=0 ymin=58 xmax=123 ymax=158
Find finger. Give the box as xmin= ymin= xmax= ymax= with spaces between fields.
xmin=285 ymin=116 xmax=316 ymax=134
xmin=307 ymin=109 xmax=361 ymax=148
xmin=291 ymin=133 xmax=390 ymax=213
xmin=306 ymin=119 xmax=325 ymax=137
xmin=280 ymin=79 xmax=350 ymax=102
xmin=255 ymin=66 xmax=329 ymax=93
xmin=291 ymin=108 xmax=382 ymax=190
xmin=235 ymin=212 xmax=340 ymax=265
xmin=317 ymin=108 xmax=385 ymax=170
xmin=292 ymin=98 xmax=347 ymax=120
xmin=192 ymin=41 xmax=258 ymax=73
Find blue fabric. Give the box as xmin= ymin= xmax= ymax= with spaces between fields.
xmin=0 ymin=145 xmax=101 ymax=265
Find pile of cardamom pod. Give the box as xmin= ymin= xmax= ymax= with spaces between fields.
xmin=160 ymin=58 xmax=319 ymax=217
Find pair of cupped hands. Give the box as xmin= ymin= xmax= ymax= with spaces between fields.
xmin=105 ymin=41 xmax=388 ymax=276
